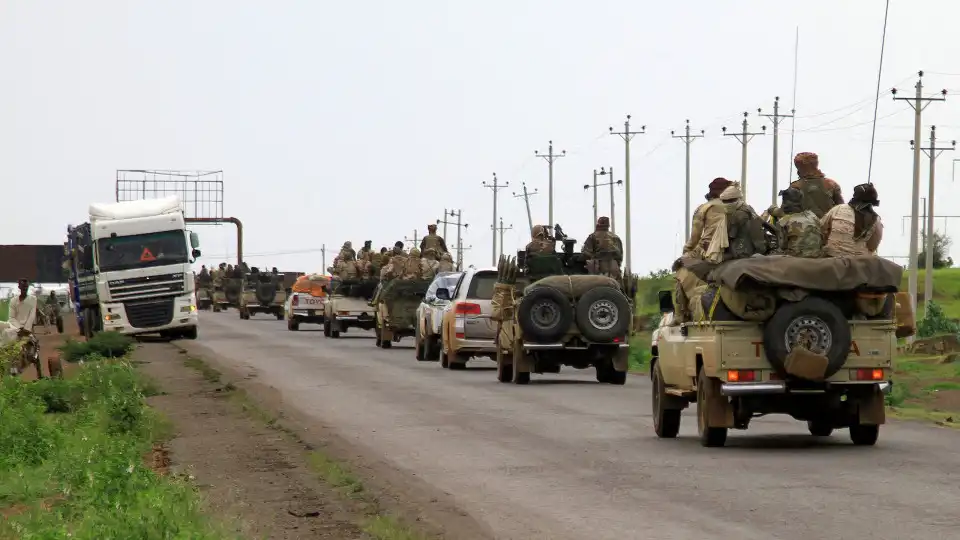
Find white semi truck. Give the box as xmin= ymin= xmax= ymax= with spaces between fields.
xmin=65 ymin=196 xmax=201 ymax=339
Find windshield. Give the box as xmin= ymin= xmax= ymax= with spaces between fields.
xmin=426 ymin=272 xmax=462 ymax=300
xmin=96 ymin=230 xmax=188 ymax=272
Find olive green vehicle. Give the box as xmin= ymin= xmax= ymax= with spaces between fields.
xmin=213 ymin=277 xmax=243 ymax=312
xmin=492 ymin=225 xmax=637 ymax=386
xmin=239 ymin=272 xmax=286 ymax=320
xmin=651 ymin=255 xmax=906 ymax=448
xmin=372 ymin=278 xmax=430 ymax=349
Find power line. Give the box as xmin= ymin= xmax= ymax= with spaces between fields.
xmin=533 ymin=141 xmax=565 ymax=228
xmin=671 ymin=120 xmax=704 ymax=240
xmin=759 ymin=97 xmax=794 ymax=206
xmin=722 ymin=112 xmax=765 ymax=201
xmin=912 ymin=125 xmax=955 ymax=315
xmin=609 ymin=115 xmax=645 ymax=272
xmin=482 ymin=173 xmax=509 ymax=265
xmin=512 ymin=182 xmax=538 ymax=236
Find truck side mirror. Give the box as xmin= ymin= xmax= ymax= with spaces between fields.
xmin=436 ymin=288 xmax=451 ymax=301
xmin=658 ymin=290 xmax=674 ymax=313
xmin=192 ymin=249 xmax=201 ymax=259
xmin=189 ymin=231 xmax=200 ymax=248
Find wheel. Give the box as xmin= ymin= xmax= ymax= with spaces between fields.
xmin=516 ymin=286 xmax=574 ymax=343
xmin=595 ymin=362 xmax=610 ymax=383
xmin=424 ymin=335 xmax=439 ymax=361
xmin=807 ymin=420 xmax=834 ymax=437
xmin=288 ymin=318 xmax=300 ymax=331
xmin=763 ymin=297 xmax=851 ymax=380
xmin=182 ymin=325 xmax=198 ymax=340
xmin=381 ymin=338 xmax=392 ymax=349
xmin=849 ymin=424 xmax=880 ymax=446
xmin=275 ymin=311 xmax=284 ymax=321
xmin=574 ymin=287 xmax=632 ymax=342
xmin=697 ymin=369 xmax=728 ymax=447
xmin=415 ymin=334 xmax=426 ymax=361
xmin=331 ymin=328 xmax=340 ymax=338
xmin=608 ymin=368 xmax=627 ymax=385
xmin=652 ymin=362 xmax=681 ymax=437
xmin=449 ymin=354 xmax=467 ymax=370
xmin=439 ymin=338 xmax=449 ymax=368
xmin=81 ymin=308 xmax=93 ymax=338
xmin=496 ymin=346 xmax=513 ymax=383
xmin=213 ymin=304 xmax=221 ymax=313
xmin=374 ymin=325 xmax=382 ymax=347
xmin=323 ymin=320 xmax=331 ymax=337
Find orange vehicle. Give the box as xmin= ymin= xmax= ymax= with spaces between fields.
xmin=285 ymin=273 xmax=331 ymax=331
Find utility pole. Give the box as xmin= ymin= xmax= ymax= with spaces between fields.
xmin=912 ymin=125 xmax=956 ymax=314
xmin=492 ymin=218 xmax=513 ymax=258
xmin=441 ymin=208 xmax=447 ymax=239
xmin=456 ymin=242 xmax=472 ymax=271
xmin=482 ymin=173 xmax=509 ymax=265
xmin=439 ymin=209 xmax=469 ymax=269
xmin=512 ymin=183 xmax=539 ymax=236
xmin=583 ymin=167 xmax=622 ymax=229
xmin=321 ymin=244 xmax=326 ymax=273
xmin=534 ymin=141 xmax=565 ymax=228
xmin=403 ymin=230 xmax=420 ymax=249
xmin=759 ymin=97 xmax=794 ymax=206
xmin=722 ymin=112 xmax=765 ymax=201
xmin=893 ymin=71 xmax=947 ymax=322
xmin=671 ymin=120 xmax=704 ymax=240
xmin=609 ymin=115 xmax=645 ymax=271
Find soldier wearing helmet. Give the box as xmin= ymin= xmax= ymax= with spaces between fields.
xmin=525 ymin=225 xmax=555 ymax=255
xmin=420 ymin=224 xmax=448 ymax=260
xmin=789 ymin=152 xmax=844 ymax=218
xmin=582 ymin=216 xmax=623 ymax=278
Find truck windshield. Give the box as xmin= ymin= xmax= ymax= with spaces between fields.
xmin=96 ymin=230 xmax=188 ymax=272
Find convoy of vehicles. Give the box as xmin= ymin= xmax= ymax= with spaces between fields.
xmin=65 ymin=196 xmax=200 ymax=339
xmin=286 ymin=273 xmax=330 ymax=331
xmin=323 ymin=278 xmax=378 ymax=337
xmin=239 ymin=271 xmax=285 ymax=320
xmin=373 ymin=279 xmax=430 ymax=348
xmin=414 ymin=271 xmax=462 ymax=361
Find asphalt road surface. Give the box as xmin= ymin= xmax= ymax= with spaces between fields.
xmin=182 ymin=312 xmax=960 ymax=540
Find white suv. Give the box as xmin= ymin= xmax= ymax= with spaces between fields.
xmin=415 ymin=271 xmax=463 ymax=361
xmin=437 ymin=266 xmax=499 ymax=370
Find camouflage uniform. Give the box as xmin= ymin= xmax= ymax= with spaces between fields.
xmin=582 ymin=217 xmax=623 ymax=278
xmin=776 ymin=187 xmax=823 ymax=258
xmin=437 ymin=252 xmax=455 ymax=272
xmin=339 ymin=241 xmax=356 ymax=262
xmin=419 ymin=225 xmax=448 ymax=260
xmin=683 ymin=177 xmax=734 ymax=257
xmin=421 ymin=248 xmax=441 ymax=278
xmin=380 ymin=243 xmax=406 ymax=280
xmin=400 ymin=248 xmax=427 ymax=280
xmin=525 ymin=224 xmax=555 ymax=254
xmin=335 ymin=247 xmax=359 ymax=280
xmin=789 ymin=152 xmax=843 ymax=219
xmin=212 ymin=264 xmax=226 ymax=291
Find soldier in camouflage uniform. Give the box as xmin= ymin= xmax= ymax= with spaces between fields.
xmin=419 ymin=224 xmax=448 ymax=260
xmin=380 ymin=242 xmax=407 ymax=280
xmin=339 ymin=241 xmax=356 ymax=262
xmin=789 ymin=152 xmax=843 ymax=218
xmin=525 ymin=224 xmax=555 ymax=254
xmin=683 ymin=177 xmax=733 ymax=256
xmin=212 ymin=262 xmax=226 ymax=291
xmin=437 ymin=252 xmax=455 ymax=272
xmin=582 ymin=216 xmax=623 ymax=278
xmin=775 ymin=187 xmax=823 ymax=258
xmin=421 ymin=248 xmax=440 ymax=278
xmin=335 ymin=248 xmax=359 ymax=280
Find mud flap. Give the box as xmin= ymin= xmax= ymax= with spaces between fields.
xmin=703 ymin=376 xmax=735 ymax=428
xmin=612 ymin=346 xmax=629 ymax=372
xmin=858 ymin=386 xmax=886 ymax=425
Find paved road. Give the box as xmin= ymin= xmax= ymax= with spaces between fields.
xmin=182 ymin=312 xmax=960 ymax=540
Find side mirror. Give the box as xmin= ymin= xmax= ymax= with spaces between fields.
xmin=189 ymin=231 xmax=200 ymax=248
xmin=658 ymin=290 xmax=675 ymax=314
xmin=436 ymin=288 xmax=451 ymax=301
xmin=192 ymin=249 xmax=201 ymax=259
xmin=285 ymin=288 xmax=292 ymax=295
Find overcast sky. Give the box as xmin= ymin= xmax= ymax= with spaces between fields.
xmin=4 ymin=0 xmax=960 ymax=276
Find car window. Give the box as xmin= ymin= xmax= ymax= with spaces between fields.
xmin=451 ymin=273 xmax=467 ymax=298
xmin=466 ymin=271 xmax=497 ymax=300
xmin=426 ymin=272 xmax=463 ymax=300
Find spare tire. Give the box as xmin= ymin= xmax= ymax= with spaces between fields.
xmin=517 ymin=286 xmax=573 ymax=343
xmin=224 ymin=283 xmax=241 ymax=305
xmin=255 ymin=281 xmax=277 ymax=305
xmin=762 ymin=297 xmax=851 ymax=379
xmin=574 ymin=286 xmax=631 ymax=342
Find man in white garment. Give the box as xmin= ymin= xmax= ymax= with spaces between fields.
xmin=1 ymin=279 xmax=37 ymax=344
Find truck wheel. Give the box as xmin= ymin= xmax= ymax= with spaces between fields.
xmin=595 ymin=362 xmax=610 ymax=383
xmin=449 ymin=353 xmax=467 ymax=370
xmin=807 ymin=420 xmax=834 ymax=437
xmin=183 ymin=325 xmax=198 ymax=340
xmin=288 ymin=318 xmax=300 ymax=331
xmin=439 ymin=337 xmax=449 ymax=368
xmin=374 ymin=325 xmax=382 ymax=347
xmin=512 ymin=360 xmax=530 ymax=385
xmin=415 ymin=334 xmax=426 ymax=361
xmin=517 ymin=287 xmax=573 ymax=343
xmin=608 ymin=368 xmax=627 ymax=385
xmin=425 ymin=335 xmax=439 ymax=361
xmin=653 ymin=362 xmax=681 ymax=438
xmin=323 ymin=320 xmax=331 ymax=337
xmin=381 ymin=338 xmax=392 ymax=349
xmin=849 ymin=424 xmax=879 ymax=446
xmin=763 ymin=297 xmax=851 ymax=380
xmin=575 ymin=287 xmax=631 ymax=342
xmin=213 ymin=304 xmax=221 ymax=313
xmin=496 ymin=346 xmax=513 ymax=383
xmin=697 ymin=370 xmax=728 ymax=447
xmin=81 ymin=308 xmax=93 ymax=338
xmin=275 ymin=311 xmax=284 ymax=321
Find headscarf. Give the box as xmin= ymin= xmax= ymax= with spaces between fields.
xmin=849 ymin=183 xmax=880 ymax=239
xmin=794 ymin=152 xmax=824 ymax=178
xmin=705 ymin=177 xmax=734 ymax=200
xmin=409 ymin=247 xmax=421 ymax=258
xmin=719 ymin=183 xmax=742 ymax=202
xmin=596 ymin=216 xmax=610 ymax=231
xmin=779 ymin=187 xmax=803 ymax=214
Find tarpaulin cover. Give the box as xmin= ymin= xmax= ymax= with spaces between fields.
xmin=710 ymin=255 xmax=903 ymax=292
xmin=89 ymin=196 xmax=182 ymax=221
xmin=292 ymin=274 xmax=329 ymax=297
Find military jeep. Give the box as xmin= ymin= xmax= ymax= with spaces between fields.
xmin=653 ymin=255 xmax=906 ymax=448
xmin=214 ymin=277 xmax=243 ymax=312
xmin=239 ymin=271 xmax=286 ymax=320
xmin=492 ymin=225 xmax=637 ymax=385
xmin=372 ymin=278 xmax=430 ymax=348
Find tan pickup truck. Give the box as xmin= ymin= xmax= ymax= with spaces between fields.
xmin=652 ymin=255 xmax=911 ymax=448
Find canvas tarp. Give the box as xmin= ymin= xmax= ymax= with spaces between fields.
xmin=523 ymin=275 xmax=620 ymax=299
xmin=709 ymin=255 xmax=903 ymax=293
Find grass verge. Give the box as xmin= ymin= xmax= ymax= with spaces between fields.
xmin=888 ymin=353 xmax=960 ymax=428
xmin=182 ymin=355 xmax=428 ymax=540
xmin=0 ymin=344 xmax=228 ymax=538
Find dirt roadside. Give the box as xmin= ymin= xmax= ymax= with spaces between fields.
xmin=137 ymin=340 xmax=491 ymax=539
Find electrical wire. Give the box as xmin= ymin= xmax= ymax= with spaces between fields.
xmin=867 ymin=0 xmax=891 ymax=185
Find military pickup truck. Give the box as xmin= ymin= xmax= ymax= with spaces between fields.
xmin=373 ymin=278 xmax=431 ymax=349
xmin=492 ymin=226 xmax=637 ymax=385
xmin=213 ymin=277 xmax=243 ymax=312
xmin=652 ymin=255 xmax=908 ymax=448
xmin=322 ymin=278 xmax=378 ymax=338
xmin=239 ymin=272 xmax=285 ymax=320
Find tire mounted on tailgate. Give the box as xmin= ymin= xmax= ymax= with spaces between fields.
xmin=762 ymin=296 xmax=852 ymax=379
xmin=574 ymin=286 xmax=631 ymax=342
xmin=517 ymin=286 xmax=573 ymax=343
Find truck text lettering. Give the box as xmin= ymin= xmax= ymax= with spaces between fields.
xmin=751 ymin=340 xmax=860 ymax=357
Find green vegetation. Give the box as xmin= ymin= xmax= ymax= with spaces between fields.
xmin=888 ymin=353 xmax=960 ymax=427
xmin=0 ymin=346 xmax=227 ymax=538
xmin=909 ymin=267 xmax=960 ymax=320
xmin=58 ymin=332 xmax=136 ymax=363
xmin=0 ymin=299 xmax=8 ymax=321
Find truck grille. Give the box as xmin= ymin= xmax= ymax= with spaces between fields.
xmin=123 ymin=297 xmax=174 ymax=329
xmin=108 ymin=273 xmax=185 ymax=301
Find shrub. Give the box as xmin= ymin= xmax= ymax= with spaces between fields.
xmin=59 ymin=332 xmax=135 ymax=363
xmin=916 ymin=301 xmax=960 ymax=339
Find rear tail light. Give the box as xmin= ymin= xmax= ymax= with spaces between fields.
xmin=727 ymin=370 xmax=756 ymax=382
xmin=291 ymin=295 xmax=299 ymax=307
xmin=455 ymin=302 xmax=481 ymax=315
xmin=854 ymin=368 xmax=885 ymax=381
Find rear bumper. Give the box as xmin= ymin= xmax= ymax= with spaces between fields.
xmin=454 ymin=337 xmax=497 ymax=352
xmin=720 ymin=380 xmax=893 ymax=397
xmin=523 ymin=342 xmax=630 ymax=351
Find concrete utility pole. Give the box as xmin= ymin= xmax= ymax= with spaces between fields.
xmin=512 ymin=183 xmax=539 ymax=236
xmin=722 ymin=112 xmax=766 ymax=201
xmin=482 ymin=173 xmax=509 ymax=265
xmin=609 ymin=115 xmax=645 ymax=272
xmin=912 ymin=125 xmax=956 ymax=314
xmin=534 ymin=141 xmax=565 ymax=228
xmin=492 ymin=218 xmax=513 ymax=258
xmin=456 ymin=242 xmax=472 ymax=271
xmin=893 ymin=71 xmax=947 ymax=321
xmin=441 ymin=208 xmax=448 ymax=239
xmin=321 ymin=244 xmax=326 ymax=273
xmin=583 ymin=167 xmax=622 ymax=230
xmin=759 ymin=97 xmax=794 ymax=206
xmin=438 ymin=209 xmax=469 ymax=269
xmin=671 ymin=120 xmax=704 ymax=240
xmin=403 ymin=231 xmax=421 ymax=249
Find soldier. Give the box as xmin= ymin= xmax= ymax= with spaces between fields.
xmin=775 ymin=187 xmax=823 ymax=258
xmin=335 ymin=248 xmax=359 ymax=280
xmin=789 ymin=152 xmax=844 ymax=218
xmin=525 ymin=225 xmax=555 ymax=254
xmin=400 ymin=247 xmax=427 ymax=280
xmin=339 ymin=241 xmax=356 ymax=261
xmin=683 ymin=177 xmax=733 ymax=257
xmin=380 ymin=242 xmax=407 ymax=280
xmin=358 ymin=240 xmax=374 ymax=263
xmin=582 ymin=216 xmax=624 ymax=278
xmin=437 ymin=252 xmax=455 ymax=272
xmin=421 ymin=248 xmax=440 ymax=278
xmin=821 ymin=183 xmax=883 ymax=257
xmin=420 ymin=224 xmax=448 ymax=260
